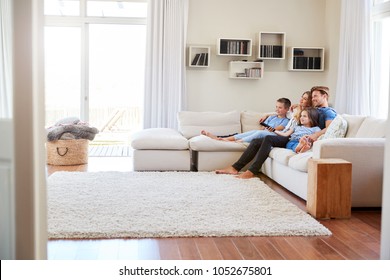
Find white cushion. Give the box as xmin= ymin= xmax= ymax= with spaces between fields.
xmin=178 ymin=110 xmax=241 ymax=139
xmin=133 ymin=150 xmax=190 ymax=171
xmin=320 ymin=114 xmax=348 ymax=140
xmin=268 ymin=147 xmax=296 ymax=166
xmin=240 ymin=111 xmax=264 ymax=132
xmin=341 ymin=114 xmax=366 ymax=138
xmin=355 ymin=117 xmax=387 ymax=138
xmin=131 ymin=128 xmax=189 ymax=150
xmin=189 ymin=135 xmax=248 ymax=152
xmin=288 ymin=152 xmax=313 ymax=172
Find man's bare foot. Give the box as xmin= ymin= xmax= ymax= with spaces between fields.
xmin=235 ymin=170 xmax=255 ymax=179
xmin=200 ymin=130 xmax=219 ymax=140
xmin=215 ymin=166 xmax=239 ymax=175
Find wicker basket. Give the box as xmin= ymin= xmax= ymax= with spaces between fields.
xmin=46 ymin=139 xmax=89 ymax=166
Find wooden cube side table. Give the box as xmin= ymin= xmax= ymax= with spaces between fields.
xmin=307 ymin=158 xmax=352 ymax=219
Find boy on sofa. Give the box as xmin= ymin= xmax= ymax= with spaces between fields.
xmin=201 ymin=97 xmax=291 ymax=143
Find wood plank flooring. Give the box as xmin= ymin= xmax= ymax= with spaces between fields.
xmin=46 ymin=157 xmax=381 ymax=260
xmin=88 ymin=145 xmax=133 ymax=157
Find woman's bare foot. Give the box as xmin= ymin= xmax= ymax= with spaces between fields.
xmin=235 ymin=170 xmax=256 ymax=179
xmin=201 ymin=130 xmax=219 ymax=140
xmin=215 ymin=166 xmax=239 ymax=175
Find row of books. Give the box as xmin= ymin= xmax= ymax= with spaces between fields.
xmin=191 ymin=53 xmax=209 ymax=66
xmin=260 ymin=45 xmax=283 ymax=58
xmin=236 ymin=67 xmax=262 ymax=78
xmin=293 ymin=56 xmax=321 ymax=70
xmin=220 ymin=40 xmax=250 ymax=55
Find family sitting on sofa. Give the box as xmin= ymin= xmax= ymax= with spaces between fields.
xmin=204 ymin=86 xmax=337 ymax=179
xmin=131 ymin=85 xmax=385 ymax=207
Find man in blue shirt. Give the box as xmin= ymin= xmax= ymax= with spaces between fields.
xmin=215 ymin=86 xmax=337 ymax=179
xmin=309 ymin=86 xmax=337 ymax=141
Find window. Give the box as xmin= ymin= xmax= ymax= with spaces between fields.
xmin=44 ymin=26 xmax=81 ymax=124
xmin=44 ymin=0 xmax=80 ymax=16
xmin=87 ymin=1 xmax=147 ymax=17
xmin=44 ymin=0 xmax=147 ymax=144
xmin=371 ymin=0 xmax=390 ymax=118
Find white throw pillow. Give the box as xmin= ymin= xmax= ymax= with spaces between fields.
xmin=320 ymin=114 xmax=348 ymax=140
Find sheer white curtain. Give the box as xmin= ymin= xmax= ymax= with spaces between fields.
xmin=335 ymin=0 xmax=371 ymax=115
xmin=143 ymin=0 xmax=189 ymax=129
xmin=0 ymin=0 xmax=13 ymax=118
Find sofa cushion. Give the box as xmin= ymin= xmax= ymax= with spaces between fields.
xmin=131 ymin=128 xmax=189 ymax=150
xmin=189 ymin=135 xmax=248 ymax=152
xmin=268 ymin=147 xmax=296 ymax=166
xmin=240 ymin=111 xmax=263 ymax=132
xmin=178 ymin=110 xmax=241 ymax=139
xmin=320 ymin=114 xmax=348 ymax=139
xmin=355 ymin=117 xmax=387 ymax=138
xmin=288 ymin=152 xmax=313 ymax=172
xmin=342 ymin=114 xmax=366 ymax=138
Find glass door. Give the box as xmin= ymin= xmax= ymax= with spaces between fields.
xmin=44 ymin=0 xmax=147 ymax=149
xmin=44 ymin=26 xmax=81 ymax=127
xmin=88 ymin=24 xmax=146 ymax=145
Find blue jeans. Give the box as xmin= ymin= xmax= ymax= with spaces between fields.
xmin=234 ymin=130 xmax=275 ymax=143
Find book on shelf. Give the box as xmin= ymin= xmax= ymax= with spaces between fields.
xmin=243 ymin=67 xmax=262 ymax=78
xmin=220 ymin=40 xmax=249 ymax=55
xmin=198 ymin=53 xmax=206 ymax=65
xmin=314 ymin=57 xmax=321 ymax=69
xmin=191 ymin=53 xmax=201 ymax=65
xmin=220 ymin=40 xmax=228 ymax=54
xmin=293 ymin=56 xmax=321 ymax=69
xmin=191 ymin=53 xmax=208 ymax=66
xmin=260 ymin=45 xmax=283 ymax=58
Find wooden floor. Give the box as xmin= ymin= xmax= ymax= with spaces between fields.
xmin=88 ymin=145 xmax=133 ymax=157
xmin=46 ymin=157 xmax=382 ymax=260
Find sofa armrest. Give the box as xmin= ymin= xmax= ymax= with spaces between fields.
xmin=312 ymin=138 xmax=385 ymax=207
xmin=312 ymin=138 xmax=385 ymax=160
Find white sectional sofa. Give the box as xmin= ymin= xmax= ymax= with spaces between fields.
xmin=131 ymin=110 xmax=386 ymax=207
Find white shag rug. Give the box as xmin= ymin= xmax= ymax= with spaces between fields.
xmin=47 ymin=171 xmax=331 ymax=239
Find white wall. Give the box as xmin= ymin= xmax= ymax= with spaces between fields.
xmin=186 ymin=0 xmax=341 ymax=112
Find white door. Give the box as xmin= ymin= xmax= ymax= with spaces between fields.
xmin=0 ymin=0 xmax=15 ymax=260
xmin=0 ymin=0 xmax=47 ymax=260
xmin=0 ymin=120 xmax=15 ymax=259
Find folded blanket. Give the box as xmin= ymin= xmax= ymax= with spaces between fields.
xmin=47 ymin=124 xmax=99 ymax=141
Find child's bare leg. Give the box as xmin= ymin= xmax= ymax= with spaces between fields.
xmin=215 ymin=166 xmax=239 ymax=175
xmin=298 ymin=142 xmax=312 ymax=153
xmin=295 ymin=138 xmax=306 ymax=153
xmin=296 ymin=137 xmax=312 ymax=153
xmin=220 ymin=136 xmax=236 ymax=141
xmin=235 ymin=170 xmax=255 ymax=179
